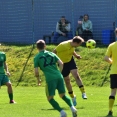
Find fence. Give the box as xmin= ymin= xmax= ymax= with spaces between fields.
xmin=0 ymin=0 xmax=116 ymax=44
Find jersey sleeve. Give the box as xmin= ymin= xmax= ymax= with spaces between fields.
xmin=105 ymin=45 xmax=112 ymax=57
xmin=4 ymin=53 xmax=6 ymax=62
xmin=55 ymin=43 xmax=64 ymax=53
xmin=53 ymin=53 xmax=61 ymax=62
xmin=34 ymin=57 xmax=39 ymax=68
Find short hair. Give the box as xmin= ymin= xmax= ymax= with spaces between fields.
xmin=36 ymin=40 xmax=45 ymax=50
xmin=72 ymin=36 xmax=84 ymax=43
xmin=61 ymin=16 xmax=65 ymax=19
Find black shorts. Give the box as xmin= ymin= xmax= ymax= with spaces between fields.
xmin=62 ymin=57 xmax=77 ymax=77
xmin=110 ymin=74 xmax=117 ymax=89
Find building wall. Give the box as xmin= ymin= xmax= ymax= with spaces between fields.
xmin=0 ymin=0 xmax=116 ymax=44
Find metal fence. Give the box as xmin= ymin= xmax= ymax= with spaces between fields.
xmin=0 ymin=0 xmax=116 ymax=44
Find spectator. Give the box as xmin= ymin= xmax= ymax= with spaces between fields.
xmin=82 ymin=14 xmax=93 ymax=41
xmin=53 ymin=16 xmax=73 ymax=44
xmin=76 ymin=16 xmax=83 ymax=37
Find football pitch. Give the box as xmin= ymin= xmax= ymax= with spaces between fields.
xmin=0 ymin=86 xmax=117 ymax=117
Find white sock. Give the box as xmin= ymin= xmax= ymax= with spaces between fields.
xmin=60 ymin=110 xmax=66 ymax=115
xmin=70 ymin=106 xmax=77 ymax=112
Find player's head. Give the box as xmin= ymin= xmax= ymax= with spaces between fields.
xmin=36 ymin=40 xmax=46 ymax=50
xmin=115 ymin=28 xmax=117 ymax=36
xmin=71 ymin=36 xmax=84 ymax=47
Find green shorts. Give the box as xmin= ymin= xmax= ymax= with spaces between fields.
xmin=0 ymin=75 xmax=10 ymax=86
xmin=45 ymin=78 xmax=66 ymax=97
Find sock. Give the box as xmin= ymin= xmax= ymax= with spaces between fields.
xmin=49 ymin=98 xmax=62 ymax=112
xmin=62 ymin=95 xmax=73 ymax=107
xmin=79 ymin=85 xmax=85 ymax=93
xmin=68 ymin=91 xmax=75 ymax=98
xmin=9 ymin=93 xmax=13 ymax=101
xmin=109 ymin=96 xmax=115 ymax=112
xmin=70 ymin=106 xmax=77 ymax=112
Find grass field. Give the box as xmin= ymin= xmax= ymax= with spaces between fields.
xmin=0 ymin=44 xmax=116 ymax=117
xmin=0 ymin=86 xmax=117 ymax=117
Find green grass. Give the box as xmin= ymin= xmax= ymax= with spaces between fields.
xmin=0 ymin=86 xmax=117 ymax=117
xmin=0 ymin=44 xmax=110 ymax=87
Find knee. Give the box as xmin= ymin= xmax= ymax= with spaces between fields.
xmin=59 ymin=93 xmax=65 ymax=98
xmin=6 ymin=82 xmax=12 ymax=87
xmin=64 ymin=78 xmax=70 ymax=84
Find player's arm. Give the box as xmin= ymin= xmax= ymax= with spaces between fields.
xmin=4 ymin=62 xmax=10 ymax=76
xmin=104 ymin=45 xmax=112 ymax=64
xmin=34 ymin=67 xmax=41 ymax=86
xmin=57 ymin=59 xmax=63 ymax=72
xmin=104 ymin=56 xmax=112 ymax=64
xmin=73 ymin=51 xmax=81 ymax=59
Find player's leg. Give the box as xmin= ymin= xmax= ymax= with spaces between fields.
xmin=70 ymin=69 xmax=87 ymax=99
xmin=57 ymin=78 xmax=77 ymax=117
xmin=69 ymin=57 xmax=87 ymax=99
xmin=62 ymin=62 xmax=77 ymax=106
xmin=2 ymin=75 xmax=16 ymax=103
xmin=107 ymin=74 xmax=117 ymax=116
xmin=46 ymin=80 xmax=67 ymax=117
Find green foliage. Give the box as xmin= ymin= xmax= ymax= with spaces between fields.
xmin=0 ymin=44 xmax=110 ymax=86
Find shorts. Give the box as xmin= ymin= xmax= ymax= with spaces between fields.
xmin=45 ymin=78 xmax=66 ymax=97
xmin=62 ymin=57 xmax=77 ymax=77
xmin=0 ymin=75 xmax=10 ymax=86
xmin=110 ymin=74 xmax=117 ymax=89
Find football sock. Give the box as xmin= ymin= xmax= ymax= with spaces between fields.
xmin=79 ymin=85 xmax=85 ymax=93
xmin=68 ymin=91 xmax=75 ymax=98
xmin=109 ymin=96 xmax=115 ymax=112
xmin=9 ymin=93 xmax=13 ymax=101
xmin=49 ymin=98 xmax=62 ymax=112
xmin=62 ymin=95 xmax=73 ymax=107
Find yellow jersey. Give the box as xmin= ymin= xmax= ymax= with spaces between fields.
xmin=55 ymin=40 xmax=75 ymax=63
xmin=105 ymin=42 xmax=117 ymax=74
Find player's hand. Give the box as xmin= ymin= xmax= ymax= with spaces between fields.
xmin=6 ymin=72 xmax=10 ymax=76
xmin=76 ymin=55 xmax=82 ymax=59
xmin=37 ymin=79 xmax=41 ymax=86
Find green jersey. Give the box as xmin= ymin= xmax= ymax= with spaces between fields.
xmin=34 ymin=50 xmax=63 ymax=83
xmin=0 ymin=52 xmax=6 ymax=74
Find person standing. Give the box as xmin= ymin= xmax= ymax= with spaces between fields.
xmin=34 ymin=40 xmax=77 ymax=117
xmin=104 ymin=28 xmax=117 ymax=116
xmin=0 ymin=50 xmax=16 ymax=104
xmin=53 ymin=36 xmax=87 ymax=106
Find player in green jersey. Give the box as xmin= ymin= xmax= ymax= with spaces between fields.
xmin=34 ymin=40 xmax=77 ymax=117
xmin=0 ymin=51 xmax=16 ymax=104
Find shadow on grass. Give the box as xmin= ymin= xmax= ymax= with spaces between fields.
xmin=41 ymin=106 xmax=84 ymax=111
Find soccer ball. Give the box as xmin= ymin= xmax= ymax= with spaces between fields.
xmin=86 ymin=39 xmax=96 ymax=49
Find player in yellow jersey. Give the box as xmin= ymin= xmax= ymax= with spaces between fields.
xmin=104 ymin=28 xmax=117 ymax=116
xmin=53 ymin=36 xmax=87 ymax=106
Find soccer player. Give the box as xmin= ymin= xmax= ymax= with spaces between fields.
xmin=0 ymin=50 xmax=16 ymax=103
xmin=34 ymin=40 xmax=77 ymax=117
xmin=53 ymin=36 xmax=87 ymax=106
xmin=104 ymin=28 xmax=117 ymax=116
